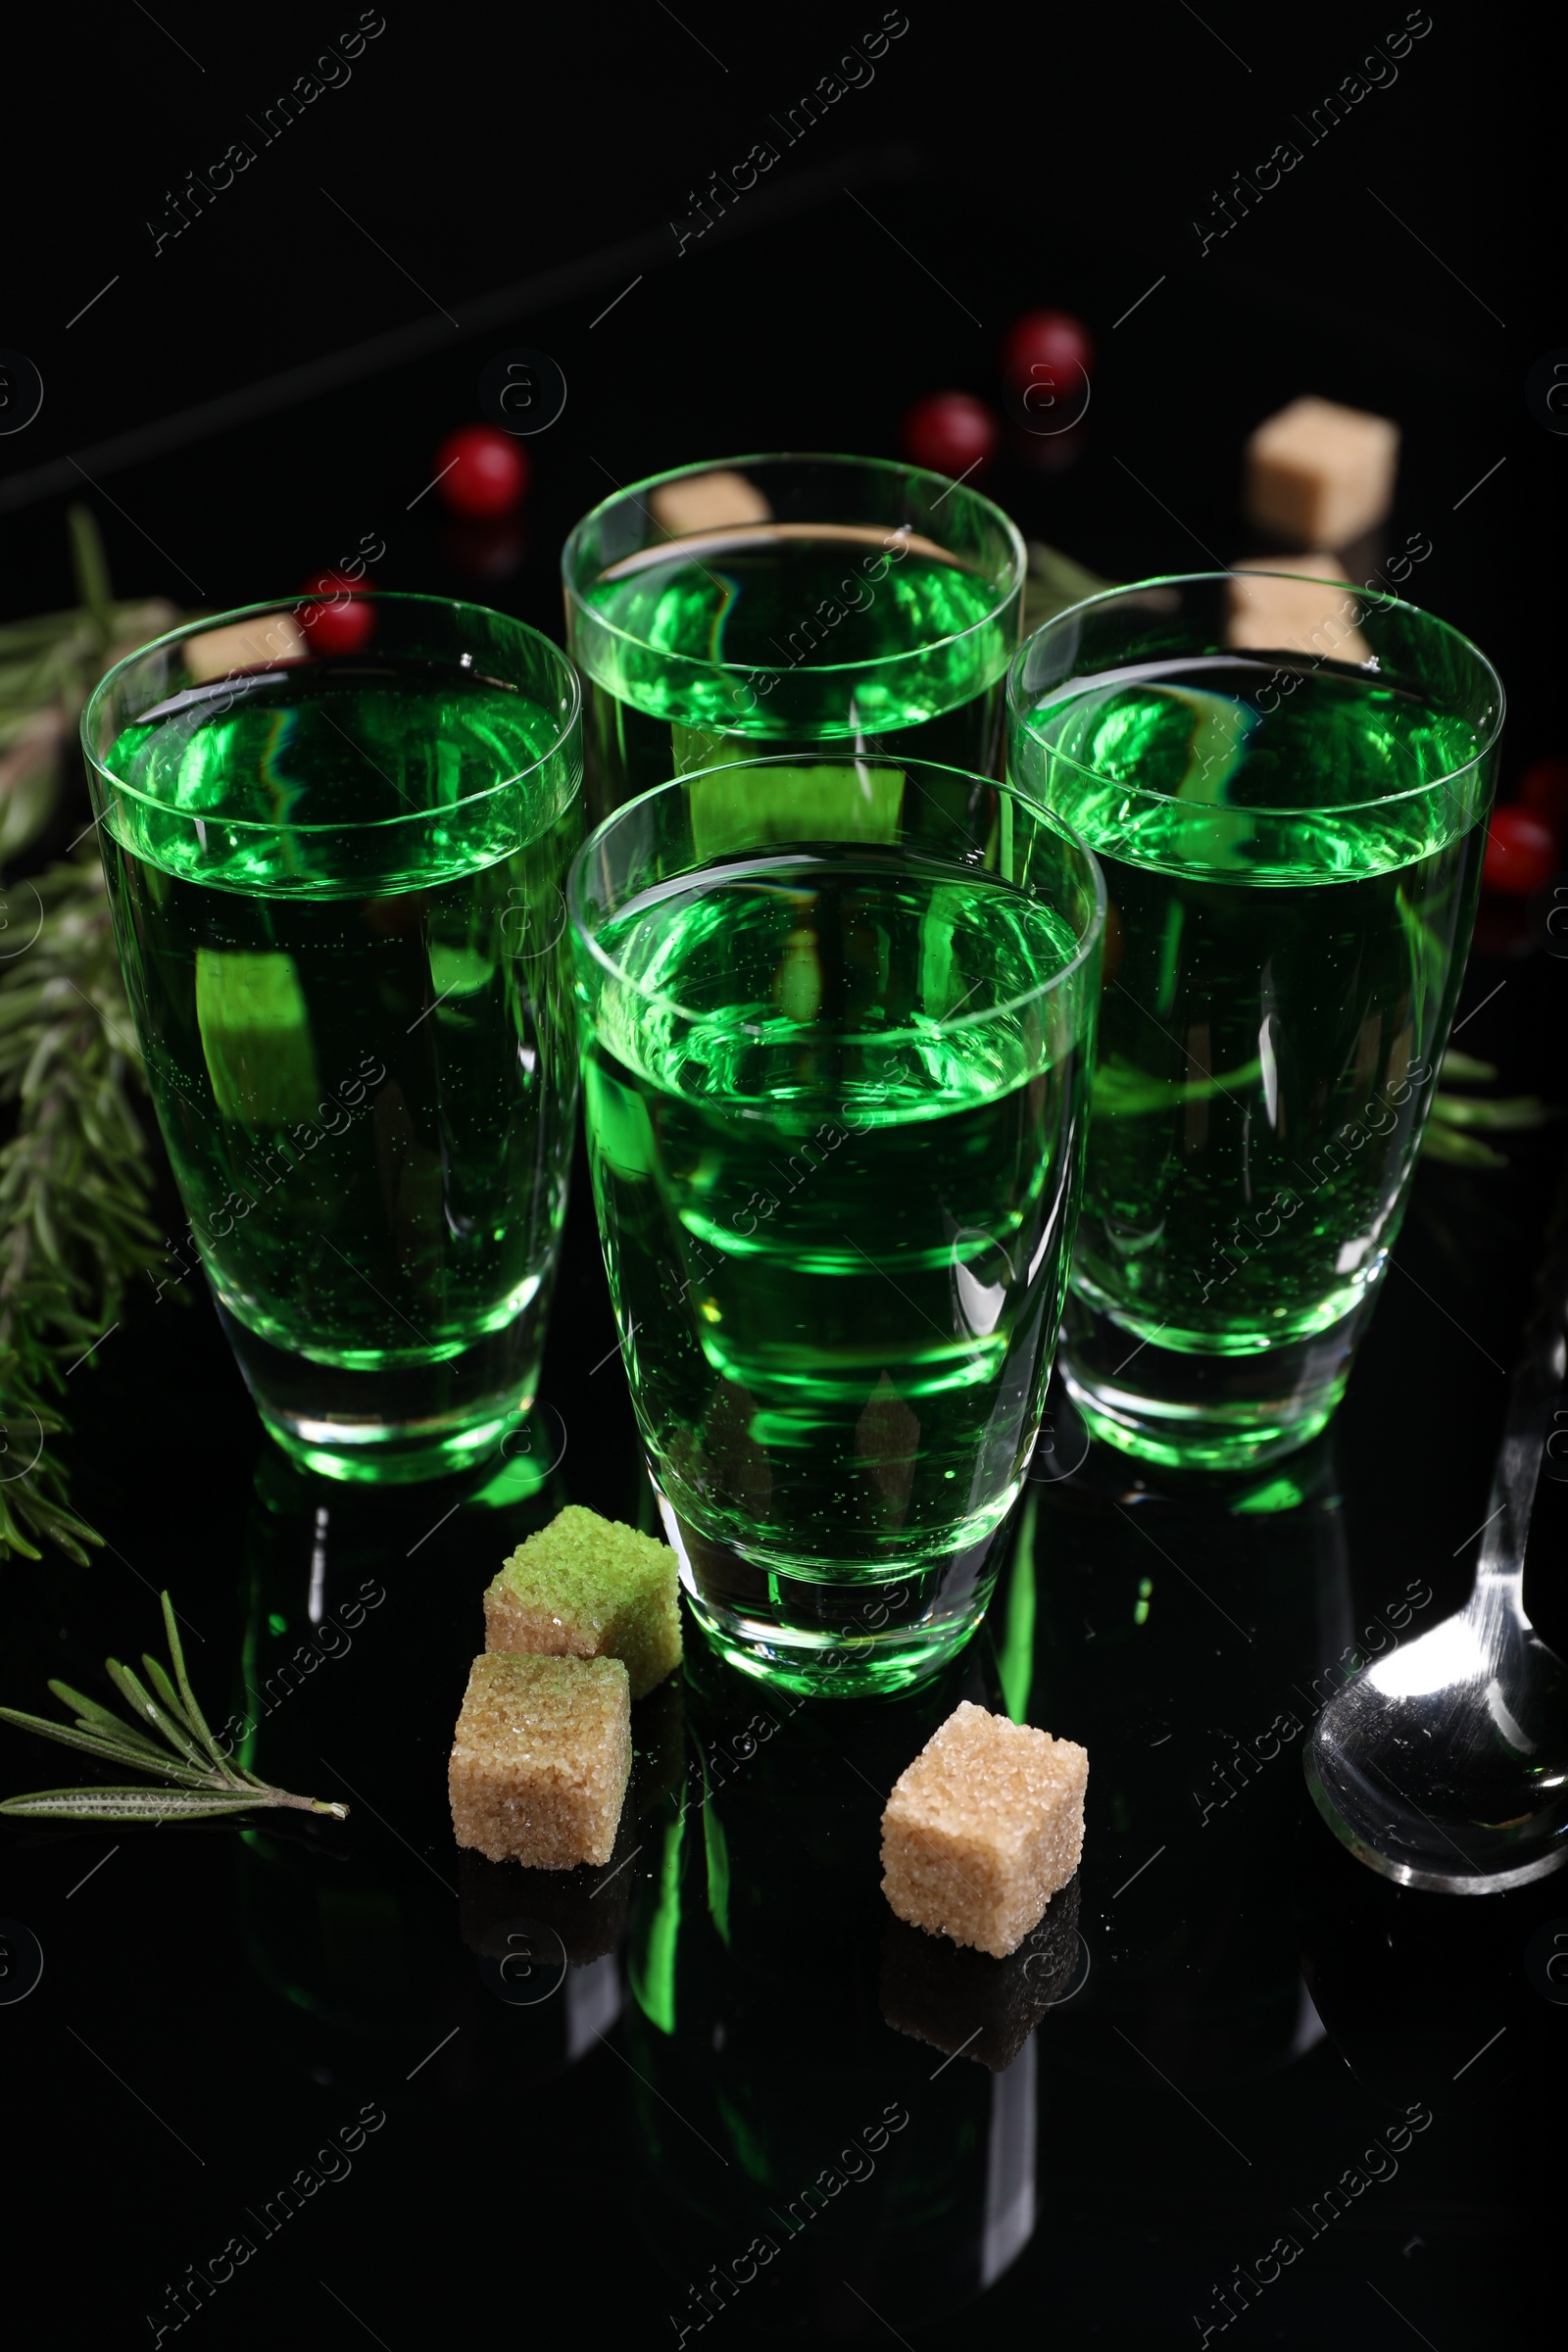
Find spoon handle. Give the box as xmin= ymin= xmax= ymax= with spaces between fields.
xmin=1477 ymin=1171 xmax=1568 ymax=1586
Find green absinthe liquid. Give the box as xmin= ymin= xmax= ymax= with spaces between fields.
xmin=580 ymin=847 xmax=1087 ymax=1677
xmin=573 ymin=525 xmax=1014 ymax=815
xmin=101 ymin=657 xmax=580 ymax=1480
xmin=1018 ymin=656 xmax=1488 ymax=1385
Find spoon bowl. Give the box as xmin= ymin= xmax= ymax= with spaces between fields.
xmin=1306 ymin=1201 xmax=1568 ymax=1892
xmin=1305 ymin=1594 xmax=1568 ymax=1891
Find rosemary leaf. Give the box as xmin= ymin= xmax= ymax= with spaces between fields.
xmin=46 ymin=1679 xmax=171 ymax=1758
xmin=0 ymin=1787 xmax=283 ymax=1823
xmin=0 ymin=1512 xmax=43 ymax=1563
xmin=140 ymin=1652 xmax=196 ymax=1735
xmin=102 ymin=1660 xmax=215 ymax=1772
xmin=1441 ymin=1049 xmax=1498 ymax=1083
xmin=1420 ymin=1125 xmax=1508 ymax=1169
xmin=0 ymin=1704 xmax=217 ymax=1785
xmin=1428 ymin=1094 xmax=1558 ymax=1133
xmin=159 ymin=1592 xmax=235 ymax=1773
xmin=68 ymin=503 xmax=115 ymax=651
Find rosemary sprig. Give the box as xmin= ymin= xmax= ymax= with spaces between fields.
xmin=0 ymin=854 xmax=169 ymax=1562
xmin=0 ymin=1592 xmax=348 ymax=1823
xmin=0 ymin=511 xmax=178 ymax=1564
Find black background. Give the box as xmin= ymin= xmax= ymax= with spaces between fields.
xmin=3 ymin=5 xmax=1564 ymax=2347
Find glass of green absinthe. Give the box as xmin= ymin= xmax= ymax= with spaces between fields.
xmin=562 ymin=454 xmax=1025 ymax=822
xmin=1008 ymin=573 xmax=1504 ymax=1471
xmin=83 ymin=595 xmax=583 ymax=1484
xmin=568 ymin=754 xmax=1103 ymax=1693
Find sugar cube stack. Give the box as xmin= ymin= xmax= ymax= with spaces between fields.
xmin=484 ymin=1505 xmax=681 ymax=1701
xmin=449 ymin=1651 xmax=631 ymax=1869
xmin=881 ymin=1701 xmax=1087 ymax=1959
xmin=1244 ymin=395 xmax=1399 ymax=550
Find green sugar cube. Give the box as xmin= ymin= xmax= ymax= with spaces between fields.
xmin=484 ymin=1505 xmax=682 ymax=1701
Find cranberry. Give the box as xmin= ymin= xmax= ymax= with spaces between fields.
xmin=899 ymin=392 xmax=1001 ymax=480
xmin=298 ymin=570 xmax=375 ymax=656
xmin=1520 ymin=756 xmax=1568 ymax=830
xmin=1001 ymin=308 xmax=1095 ymax=386
xmin=434 ymin=424 xmax=529 ymax=518
xmin=1482 ymin=806 xmax=1558 ymax=898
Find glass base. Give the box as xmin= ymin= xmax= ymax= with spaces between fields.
xmin=219 ymin=1298 xmax=553 ymax=1486
xmin=654 ymin=1484 xmax=1009 ymax=1698
xmin=1059 ymin=1290 xmax=1362 ymax=1471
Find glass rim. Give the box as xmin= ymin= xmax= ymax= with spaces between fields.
xmin=80 ymin=591 xmax=583 ymax=837
xmin=560 ymin=450 xmax=1028 ymax=679
xmin=566 ymin=752 xmax=1105 ymax=1047
xmin=1006 ymin=569 xmax=1506 ymax=820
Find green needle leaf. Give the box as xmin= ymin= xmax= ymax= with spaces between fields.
xmin=0 ymin=1786 xmax=271 ymax=1822
xmin=0 ymin=1704 xmax=217 ymax=1785
xmin=158 ymin=1592 xmax=232 ymax=1772
xmin=140 ymin=1652 xmax=196 ymax=1734
xmin=1441 ymin=1049 xmax=1498 ymax=1083
xmin=103 ymin=1659 xmax=212 ymax=1772
xmin=67 ymin=505 xmax=114 ymax=649
xmin=1429 ymin=1094 xmax=1558 ymax=1132
xmin=1420 ymin=1125 xmax=1508 ymax=1168
xmin=46 ymin=1680 xmax=169 ymax=1757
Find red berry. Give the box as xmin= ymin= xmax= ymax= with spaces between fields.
xmin=1001 ymin=308 xmax=1095 ymax=386
xmin=1482 ymin=806 xmax=1558 ymax=898
xmin=1520 ymin=756 xmax=1568 ymax=829
xmin=298 ymin=570 xmax=375 ymax=656
xmin=899 ymin=392 xmax=1001 ymax=480
xmin=434 ymin=424 xmax=529 ymax=518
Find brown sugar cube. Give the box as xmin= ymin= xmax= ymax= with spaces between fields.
xmin=881 ymin=1701 xmax=1087 ymax=1959
xmin=183 ymin=612 xmax=306 ymax=680
xmin=449 ymin=1652 xmax=630 ymax=1869
xmin=484 ymin=1505 xmax=681 ymax=1701
xmin=649 ymin=467 xmax=772 ymax=535
xmin=1226 ymin=556 xmax=1371 ymax=664
xmin=1244 ymin=396 xmax=1399 ymax=549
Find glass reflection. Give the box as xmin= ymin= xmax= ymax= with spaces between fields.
xmin=619 ymin=1626 xmax=1066 ymax=2330
xmin=1025 ymin=1418 xmax=1354 ymax=2084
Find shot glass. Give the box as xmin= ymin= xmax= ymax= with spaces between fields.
xmin=562 ymin=452 xmax=1025 ymax=821
xmin=1008 ymin=572 xmax=1503 ymax=1470
xmin=567 ymin=753 xmax=1103 ymax=1693
xmin=82 ymin=593 xmax=583 ymax=1483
